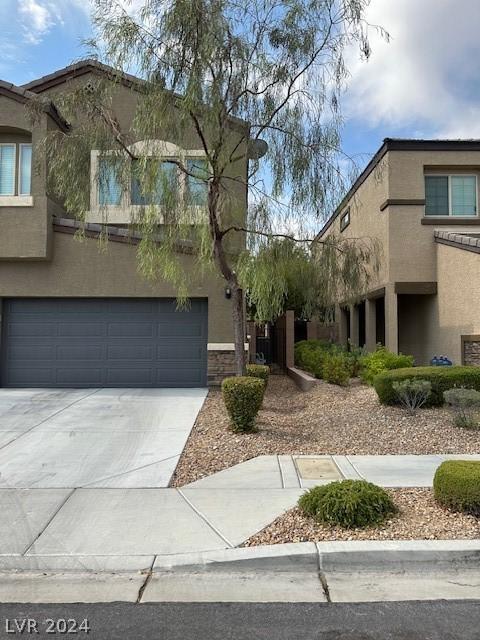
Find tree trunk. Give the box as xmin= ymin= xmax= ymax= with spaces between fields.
xmin=231 ymin=284 xmax=247 ymax=376
xmin=208 ymin=180 xmax=246 ymax=376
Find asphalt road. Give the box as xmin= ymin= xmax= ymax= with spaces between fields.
xmin=0 ymin=601 xmax=479 ymax=640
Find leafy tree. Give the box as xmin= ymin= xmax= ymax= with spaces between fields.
xmin=241 ymin=236 xmax=378 ymax=322
xmin=38 ymin=0 xmax=383 ymax=375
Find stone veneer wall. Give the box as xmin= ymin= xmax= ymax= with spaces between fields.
xmin=207 ymin=350 xmax=237 ymax=386
xmin=463 ymin=339 xmax=480 ymax=366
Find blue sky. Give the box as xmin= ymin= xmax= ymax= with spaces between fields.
xmin=3 ymin=0 xmax=480 ymax=174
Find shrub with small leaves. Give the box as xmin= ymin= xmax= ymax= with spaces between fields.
xmin=392 ymin=379 xmax=432 ymax=415
xmin=443 ymin=387 xmax=480 ymax=429
xmin=294 ymin=340 xmax=341 ymax=379
xmin=298 ymin=480 xmax=396 ymax=529
xmin=434 ymin=460 xmax=480 ymax=515
xmin=246 ymin=364 xmax=270 ymax=383
xmin=321 ymin=353 xmax=351 ymax=386
xmin=360 ymin=346 xmax=414 ymax=385
xmin=222 ymin=376 xmax=264 ymax=432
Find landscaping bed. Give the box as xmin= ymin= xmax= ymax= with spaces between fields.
xmin=170 ymin=374 xmax=480 ymax=487
xmin=244 ymin=488 xmax=480 ymax=544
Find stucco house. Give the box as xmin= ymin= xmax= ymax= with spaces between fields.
xmin=0 ymin=60 xmax=249 ymax=388
xmin=317 ymin=138 xmax=480 ymax=366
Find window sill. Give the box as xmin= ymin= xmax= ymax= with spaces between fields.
xmin=0 ymin=196 xmax=33 ymax=207
xmin=421 ymin=216 xmax=480 ymax=225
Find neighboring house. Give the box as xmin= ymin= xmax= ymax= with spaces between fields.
xmin=0 ymin=60 xmax=249 ymax=388
xmin=317 ymin=138 xmax=480 ymax=366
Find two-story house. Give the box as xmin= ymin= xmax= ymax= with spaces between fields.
xmin=317 ymin=138 xmax=480 ymax=366
xmin=0 ymin=60 xmax=249 ymax=388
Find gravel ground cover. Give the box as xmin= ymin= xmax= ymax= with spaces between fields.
xmin=171 ymin=375 xmax=480 ymax=487
xmin=244 ymin=489 xmax=480 ymax=544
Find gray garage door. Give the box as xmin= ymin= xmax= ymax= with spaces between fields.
xmin=1 ymin=298 xmax=208 ymax=388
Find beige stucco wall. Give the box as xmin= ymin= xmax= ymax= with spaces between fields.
xmin=0 ymin=231 xmax=235 ymax=342
xmin=42 ymin=75 xmax=248 ymax=254
xmin=388 ymin=150 xmax=480 ymax=283
xmin=321 ymin=154 xmax=390 ymax=291
xmin=0 ymin=70 xmax=249 ymax=347
xmin=0 ymin=95 xmax=53 ymax=260
xmin=398 ymin=243 xmax=480 ymax=364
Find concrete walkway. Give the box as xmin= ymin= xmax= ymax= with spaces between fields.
xmin=184 ymin=453 xmax=480 ymax=489
xmin=1 ymin=453 xmax=479 ymax=572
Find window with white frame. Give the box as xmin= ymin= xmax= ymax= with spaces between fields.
xmin=424 ymin=174 xmax=477 ymax=216
xmin=92 ymin=141 xmax=209 ymax=215
xmin=0 ymin=142 xmax=32 ymax=197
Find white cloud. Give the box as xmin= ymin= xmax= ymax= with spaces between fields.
xmin=344 ymin=0 xmax=480 ymax=138
xmin=18 ymin=0 xmax=55 ymax=44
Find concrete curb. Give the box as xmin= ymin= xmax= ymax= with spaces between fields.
xmin=153 ymin=540 xmax=480 ymax=574
xmin=1 ymin=540 xmax=479 ymax=575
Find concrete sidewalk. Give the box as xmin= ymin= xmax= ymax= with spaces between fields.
xmin=184 ymin=453 xmax=480 ymax=489
xmin=2 ymin=454 xmax=479 ymax=570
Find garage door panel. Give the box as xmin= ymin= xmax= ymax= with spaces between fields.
xmin=157 ymin=321 xmax=203 ymax=337
xmin=58 ymin=322 xmax=106 ymax=337
xmin=9 ymin=322 xmax=56 ymax=337
xmin=57 ymin=368 xmax=104 ymax=385
xmin=6 ymin=368 xmax=56 ymax=385
xmin=107 ymin=322 xmax=154 ymax=337
xmin=56 ymin=345 xmax=105 ymax=360
xmin=107 ymin=345 xmax=154 ymax=360
xmin=8 ymin=345 xmax=55 ymax=360
xmin=1 ymin=298 xmax=207 ymax=388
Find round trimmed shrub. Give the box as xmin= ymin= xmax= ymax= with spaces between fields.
xmin=298 ymin=479 xmax=397 ymax=529
xmin=221 ymin=376 xmax=264 ymax=432
xmin=246 ymin=364 xmax=270 ymax=382
xmin=433 ymin=460 xmax=480 ymax=516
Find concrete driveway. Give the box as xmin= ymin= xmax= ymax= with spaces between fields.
xmin=0 ymin=388 xmax=207 ymax=489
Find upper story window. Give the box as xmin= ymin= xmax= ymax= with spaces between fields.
xmin=92 ymin=142 xmax=209 ymax=219
xmin=425 ymin=174 xmax=477 ymax=217
xmin=186 ymin=158 xmax=209 ymax=206
xmin=131 ymin=159 xmax=177 ymax=206
xmin=98 ymin=157 xmax=122 ymax=206
xmin=0 ymin=143 xmax=32 ymax=197
xmin=340 ymin=208 xmax=350 ymax=231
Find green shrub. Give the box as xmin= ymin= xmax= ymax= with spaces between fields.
xmin=221 ymin=376 xmax=264 ymax=432
xmin=360 ymin=346 xmax=414 ymax=385
xmin=346 ymin=343 xmax=367 ymax=377
xmin=444 ymin=387 xmax=480 ymax=429
xmin=433 ymin=460 xmax=480 ymax=516
xmin=298 ymin=480 xmax=397 ymax=529
xmin=392 ymin=379 xmax=432 ymax=414
xmin=374 ymin=366 xmax=480 ymax=406
xmin=246 ymin=364 xmax=270 ymax=382
xmin=322 ymin=353 xmax=351 ymax=386
xmin=294 ymin=339 xmax=344 ymax=379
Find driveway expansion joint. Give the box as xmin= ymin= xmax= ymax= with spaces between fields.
xmin=176 ymin=488 xmax=234 ymax=548
xmin=22 ymin=488 xmax=76 ymax=557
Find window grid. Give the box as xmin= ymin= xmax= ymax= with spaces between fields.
xmin=425 ymin=174 xmax=477 ymax=217
xmin=0 ymin=144 xmax=16 ymax=196
xmin=19 ymin=144 xmax=32 ymax=196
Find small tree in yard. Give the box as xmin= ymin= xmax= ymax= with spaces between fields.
xmin=39 ymin=0 xmax=384 ymax=375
